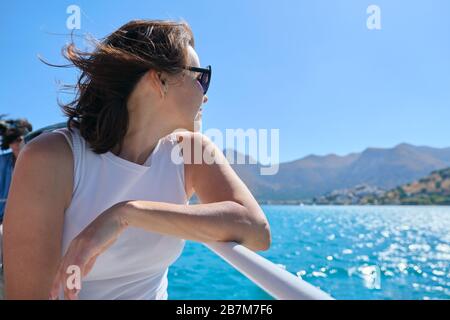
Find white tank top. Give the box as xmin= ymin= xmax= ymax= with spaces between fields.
xmin=52 ymin=127 xmax=188 ymax=300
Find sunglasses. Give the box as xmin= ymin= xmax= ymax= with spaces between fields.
xmin=183 ymin=65 xmax=211 ymax=95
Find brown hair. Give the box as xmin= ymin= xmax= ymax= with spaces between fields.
xmin=0 ymin=117 xmax=33 ymax=151
xmin=0 ymin=116 xmax=33 ymax=167
xmin=51 ymin=20 xmax=194 ymax=154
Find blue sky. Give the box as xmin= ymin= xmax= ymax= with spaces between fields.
xmin=1 ymin=0 xmax=449 ymax=162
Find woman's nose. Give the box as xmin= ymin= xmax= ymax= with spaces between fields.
xmin=202 ymin=95 xmax=208 ymax=104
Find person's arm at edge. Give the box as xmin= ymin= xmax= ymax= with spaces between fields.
xmin=3 ymin=133 xmax=72 ymax=299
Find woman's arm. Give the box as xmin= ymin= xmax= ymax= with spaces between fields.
xmin=121 ymin=200 xmax=267 ymax=248
xmin=49 ymin=132 xmax=271 ymax=299
xmin=121 ymin=132 xmax=271 ymax=250
xmin=3 ymin=133 xmax=73 ymax=299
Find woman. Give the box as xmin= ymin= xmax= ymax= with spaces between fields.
xmin=2 ymin=20 xmax=271 ymax=300
xmin=0 ymin=119 xmax=33 ymax=224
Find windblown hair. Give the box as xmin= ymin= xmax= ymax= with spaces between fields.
xmin=49 ymin=20 xmax=194 ymax=154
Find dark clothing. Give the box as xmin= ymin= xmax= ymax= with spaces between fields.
xmin=0 ymin=152 xmax=13 ymax=223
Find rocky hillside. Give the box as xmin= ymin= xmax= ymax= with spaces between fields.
xmin=313 ymin=168 xmax=450 ymax=205
xmin=366 ymin=167 xmax=450 ymax=205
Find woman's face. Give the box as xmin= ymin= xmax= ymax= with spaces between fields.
xmin=164 ymin=46 xmax=208 ymax=131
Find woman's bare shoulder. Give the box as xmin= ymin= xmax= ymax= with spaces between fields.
xmin=18 ymin=131 xmax=74 ymax=207
xmin=24 ymin=131 xmax=72 ymax=157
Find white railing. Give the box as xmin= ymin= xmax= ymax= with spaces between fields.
xmin=204 ymin=241 xmax=334 ymax=300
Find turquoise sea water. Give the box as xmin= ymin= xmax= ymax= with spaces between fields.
xmin=168 ymin=205 xmax=450 ymax=300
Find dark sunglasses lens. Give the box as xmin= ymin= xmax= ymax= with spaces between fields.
xmin=201 ymin=72 xmax=210 ymax=94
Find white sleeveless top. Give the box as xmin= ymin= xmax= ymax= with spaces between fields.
xmin=52 ymin=127 xmax=188 ymax=300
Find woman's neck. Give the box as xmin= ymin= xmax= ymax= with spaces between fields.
xmin=111 ymin=98 xmax=176 ymax=165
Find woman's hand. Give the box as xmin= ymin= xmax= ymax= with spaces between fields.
xmin=49 ymin=202 xmax=129 ymax=300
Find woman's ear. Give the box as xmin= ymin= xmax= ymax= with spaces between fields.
xmin=159 ymin=73 xmax=168 ymax=96
xmin=145 ymin=70 xmax=167 ymax=98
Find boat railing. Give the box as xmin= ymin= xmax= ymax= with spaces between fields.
xmin=204 ymin=241 xmax=334 ymax=300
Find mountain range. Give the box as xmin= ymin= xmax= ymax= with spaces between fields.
xmin=226 ymin=143 xmax=450 ymax=202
